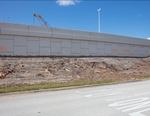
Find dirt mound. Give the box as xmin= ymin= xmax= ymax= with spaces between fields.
xmin=0 ymin=57 xmax=150 ymax=86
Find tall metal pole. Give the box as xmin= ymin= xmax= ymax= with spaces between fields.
xmin=3 ymin=17 xmax=9 ymax=22
xmin=97 ymin=8 xmax=101 ymax=33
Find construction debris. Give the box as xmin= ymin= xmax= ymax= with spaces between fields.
xmin=18 ymin=63 xmax=22 ymax=68
xmin=45 ymin=69 xmax=49 ymax=73
xmin=0 ymin=70 xmax=14 ymax=79
xmin=0 ymin=57 xmax=150 ymax=86
xmin=64 ymin=68 xmax=70 ymax=72
xmin=0 ymin=72 xmax=6 ymax=79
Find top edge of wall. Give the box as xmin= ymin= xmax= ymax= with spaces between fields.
xmin=0 ymin=22 xmax=147 ymax=41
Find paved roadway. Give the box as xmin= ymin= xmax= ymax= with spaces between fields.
xmin=1 ymin=80 xmax=150 ymax=116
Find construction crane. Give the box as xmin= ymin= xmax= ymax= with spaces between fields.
xmin=33 ymin=14 xmax=48 ymax=27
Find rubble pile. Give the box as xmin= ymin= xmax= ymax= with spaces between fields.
xmin=0 ymin=57 xmax=150 ymax=86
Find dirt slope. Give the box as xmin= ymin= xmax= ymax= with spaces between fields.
xmin=0 ymin=57 xmax=150 ymax=86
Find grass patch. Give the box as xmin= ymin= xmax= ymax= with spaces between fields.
xmin=136 ymin=76 xmax=150 ymax=79
xmin=0 ymin=76 xmax=150 ymax=93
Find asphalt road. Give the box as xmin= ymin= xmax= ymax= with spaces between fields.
xmin=1 ymin=80 xmax=150 ymax=116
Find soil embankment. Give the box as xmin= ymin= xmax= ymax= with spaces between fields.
xmin=0 ymin=57 xmax=150 ymax=86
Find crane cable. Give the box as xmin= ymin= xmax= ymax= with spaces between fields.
xmin=41 ymin=16 xmax=51 ymax=27
xmin=33 ymin=15 xmax=35 ymax=25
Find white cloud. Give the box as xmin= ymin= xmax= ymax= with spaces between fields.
xmin=136 ymin=13 xmax=142 ymax=17
xmin=147 ymin=37 xmax=150 ymax=40
xmin=56 ymin=0 xmax=80 ymax=6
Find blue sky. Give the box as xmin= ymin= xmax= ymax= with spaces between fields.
xmin=0 ymin=0 xmax=150 ymax=39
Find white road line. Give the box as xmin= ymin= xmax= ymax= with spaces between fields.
xmin=108 ymin=98 xmax=149 ymax=107
xmin=85 ymin=91 xmax=127 ymax=98
xmin=117 ymin=101 xmax=150 ymax=110
xmin=75 ymin=88 xmax=113 ymax=95
xmin=129 ymin=108 xmax=150 ymax=116
xmin=85 ymin=90 xmax=123 ymax=96
xmin=109 ymin=97 xmax=150 ymax=116
xmin=107 ymin=92 xmax=150 ymax=101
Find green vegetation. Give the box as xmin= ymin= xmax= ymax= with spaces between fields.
xmin=0 ymin=76 xmax=150 ymax=93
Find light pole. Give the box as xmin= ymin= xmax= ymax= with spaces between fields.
xmin=97 ymin=8 xmax=101 ymax=33
xmin=3 ymin=17 xmax=9 ymax=22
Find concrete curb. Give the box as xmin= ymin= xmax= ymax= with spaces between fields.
xmin=34 ymin=79 xmax=142 ymax=92
xmin=1 ymin=79 xmax=149 ymax=97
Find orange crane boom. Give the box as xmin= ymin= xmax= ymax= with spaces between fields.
xmin=33 ymin=14 xmax=48 ymax=27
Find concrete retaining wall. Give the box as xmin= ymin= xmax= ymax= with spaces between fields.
xmin=0 ymin=22 xmax=150 ymax=57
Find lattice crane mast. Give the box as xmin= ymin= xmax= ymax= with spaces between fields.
xmin=33 ymin=14 xmax=48 ymax=27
